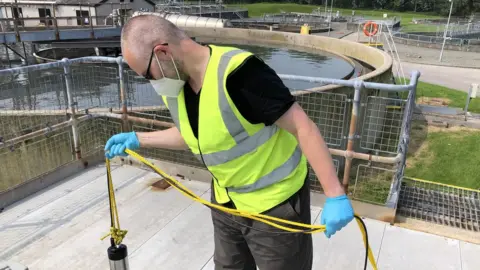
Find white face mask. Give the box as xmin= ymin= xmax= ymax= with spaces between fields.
xmin=150 ymin=53 xmax=185 ymax=97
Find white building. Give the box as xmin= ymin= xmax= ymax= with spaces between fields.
xmin=0 ymin=0 xmax=155 ymax=30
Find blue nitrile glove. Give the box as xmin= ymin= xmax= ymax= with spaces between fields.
xmin=319 ymin=194 xmax=354 ymax=238
xmin=104 ymin=132 xmax=140 ymax=159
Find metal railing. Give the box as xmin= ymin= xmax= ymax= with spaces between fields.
xmin=3 ymin=56 xmax=465 ymax=230
xmin=392 ymin=32 xmax=480 ymax=46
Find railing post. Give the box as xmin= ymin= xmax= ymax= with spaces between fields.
xmin=117 ymin=56 xmax=130 ymax=132
xmin=342 ymin=80 xmax=362 ymax=193
xmin=386 ymin=71 xmax=420 ymax=209
xmin=62 ymin=58 xmax=82 ymax=161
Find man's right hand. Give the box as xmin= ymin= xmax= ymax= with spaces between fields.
xmin=104 ymin=132 xmax=140 ymax=159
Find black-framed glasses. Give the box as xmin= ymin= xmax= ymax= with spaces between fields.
xmin=143 ymin=49 xmax=155 ymax=80
xmin=143 ymin=43 xmax=168 ymax=80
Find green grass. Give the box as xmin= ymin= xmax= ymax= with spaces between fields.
xmin=401 ymin=79 xmax=480 ymax=113
xmin=230 ymin=3 xmax=443 ymax=28
xmin=405 ymin=121 xmax=480 ymax=190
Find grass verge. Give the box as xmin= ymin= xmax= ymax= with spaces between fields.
xmin=405 ymin=121 xmax=480 ymax=190
xmin=401 ymin=79 xmax=480 ymax=113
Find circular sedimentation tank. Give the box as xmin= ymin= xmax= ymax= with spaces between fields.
xmin=26 ymin=27 xmax=392 ymax=109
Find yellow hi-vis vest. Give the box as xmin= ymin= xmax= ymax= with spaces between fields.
xmin=162 ymin=45 xmax=308 ymax=213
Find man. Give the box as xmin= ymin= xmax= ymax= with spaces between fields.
xmin=105 ymin=14 xmax=354 ymax=270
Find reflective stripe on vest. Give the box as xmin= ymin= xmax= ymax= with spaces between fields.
xmin=165 ymin=48 xmax=302 ymax=193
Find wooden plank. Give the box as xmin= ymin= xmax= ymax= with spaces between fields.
xmin=129 ymin=192 xmax=215 ymax=270
xmin=22 ymin=172 xmax=210 ymax=270
xmin=0 ymin=166 xmax=147 ymax=261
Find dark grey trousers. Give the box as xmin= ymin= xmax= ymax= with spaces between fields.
xmin=210 ymin=176 xmax=313 ymax=270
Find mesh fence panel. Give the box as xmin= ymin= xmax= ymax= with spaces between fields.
xmin=125 ymin=69 xmax=164 ymax=110
xmin=0 ymin=69 xmax=68 ymax=142
xmin=296 ymin=92 xmax=348 ymax=147
xmin=78 ymin=117 xmax=123 ymax=156
xmin=352 ymin=164 xmax=396 ymax=205
xmin=71 ymin=64 xmax=120 ymax=111
xmin=360 ymin=96 xmax=406 ymax=154
xmin=0 ymin=130 xmax=74 ymax=192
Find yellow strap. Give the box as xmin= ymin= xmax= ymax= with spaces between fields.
xmin=100 ymin=158 xmax=128 ymax=246
xmin=123 ymin=149 xmax=378 ymax=270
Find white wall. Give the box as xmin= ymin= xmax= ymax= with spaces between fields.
xmin=56 ymin=5 xmax=97 ymax=27
xmin=0 ymin=4 xmax=97 ymax=28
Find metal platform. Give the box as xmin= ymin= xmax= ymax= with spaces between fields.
xmin=0 ymin=164 xmax=478 ymax=270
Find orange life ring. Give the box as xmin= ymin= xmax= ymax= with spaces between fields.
xmin=363 ymin=21 xmax=378 ymax=37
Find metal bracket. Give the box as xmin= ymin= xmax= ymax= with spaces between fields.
xmin=44 ymin=122 xmax=53 ymax=138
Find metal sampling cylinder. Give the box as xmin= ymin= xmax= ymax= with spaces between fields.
xmin=108 ymin=244 xmax=129 ymax=270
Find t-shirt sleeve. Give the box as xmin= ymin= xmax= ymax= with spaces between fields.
xmin=226 ymin=55 xmax=295 ymax=126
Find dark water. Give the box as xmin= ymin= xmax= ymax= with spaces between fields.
xmin=0 ymin=43 xmax=355 ymax=111
xmin=221 ymin=43 xmax=354 ymax=90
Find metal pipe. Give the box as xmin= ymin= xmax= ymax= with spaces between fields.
xmin=0 ymin=115 xmax=93 ymax=150
xmin=63 ymin=59 xmax=82 ymax=160
xmin=278 ymin=74 xmax=415 ymax=92
xmin=329 ymin=149 xmax=402 ymax=164
xmin=0 ymin=56 xmax=120 ymax=76
xmin=93 ymin=112 xmax=175 ymax=128
xmin=0 ymin=105 xmax=164 ymax=116
xmin=116 ymin=57 xmax=130 ymax=132
xmin=341 ymin=80 xmax=362 ymax=192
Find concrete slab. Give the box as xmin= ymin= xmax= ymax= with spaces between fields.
xmin=1 ymin=164 xmax=479 ymax=270
xmin=377 ymin=224 xmax=462 ymax=270
xmin=129 ymin=192 xmax=214 ymax=270
xmin=312 ymin=208 xmax=386 ymax=270
xmin=0 ymin=261 xmax=28 ymax=270
xmin=460 ymin=241 xmax=480 ymax=270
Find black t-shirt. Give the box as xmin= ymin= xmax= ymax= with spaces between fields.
xmin=184 ymin=48 xmax=295 ymax=138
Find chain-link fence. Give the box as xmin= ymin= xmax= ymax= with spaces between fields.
xmin=1 ymin=56 xmax=449 ymax=230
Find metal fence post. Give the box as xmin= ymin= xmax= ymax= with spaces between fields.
xmin=342 ymin=80 xmax=362 ymax=193
xmin=117 ymin=56 xmax=130 ymax=132
xmin=62 ymin=58 xmax=82 ymax=161
xmin=386 ymin=71 xmax=420 ymax=209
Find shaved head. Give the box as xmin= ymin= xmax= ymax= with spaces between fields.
xmin=121 ymin=14 xmax=188 ymax=63
xmin=120 ymin=13 xmax=210 ymax=91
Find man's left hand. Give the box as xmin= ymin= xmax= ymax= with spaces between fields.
xmin=319 ymin=194 xmax=354 ymax=238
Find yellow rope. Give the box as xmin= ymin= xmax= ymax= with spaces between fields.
xmin=102 ymin=149 xmax=378 ymax=270
xmin=100 ymin=158 xmax=128 ymax=246
xmin=404 ymin=176 xmax=480 ymax=193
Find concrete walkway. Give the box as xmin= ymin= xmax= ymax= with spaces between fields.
xmin=341 ymin=32 xmax=480 ymax=68
xmin=341 ymin=32 xmax=480 ymax=91
xmin=1 ymin=164 xmax=479 ymax=270
xmin=401 ymin=62 xmax=480 ymax=92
